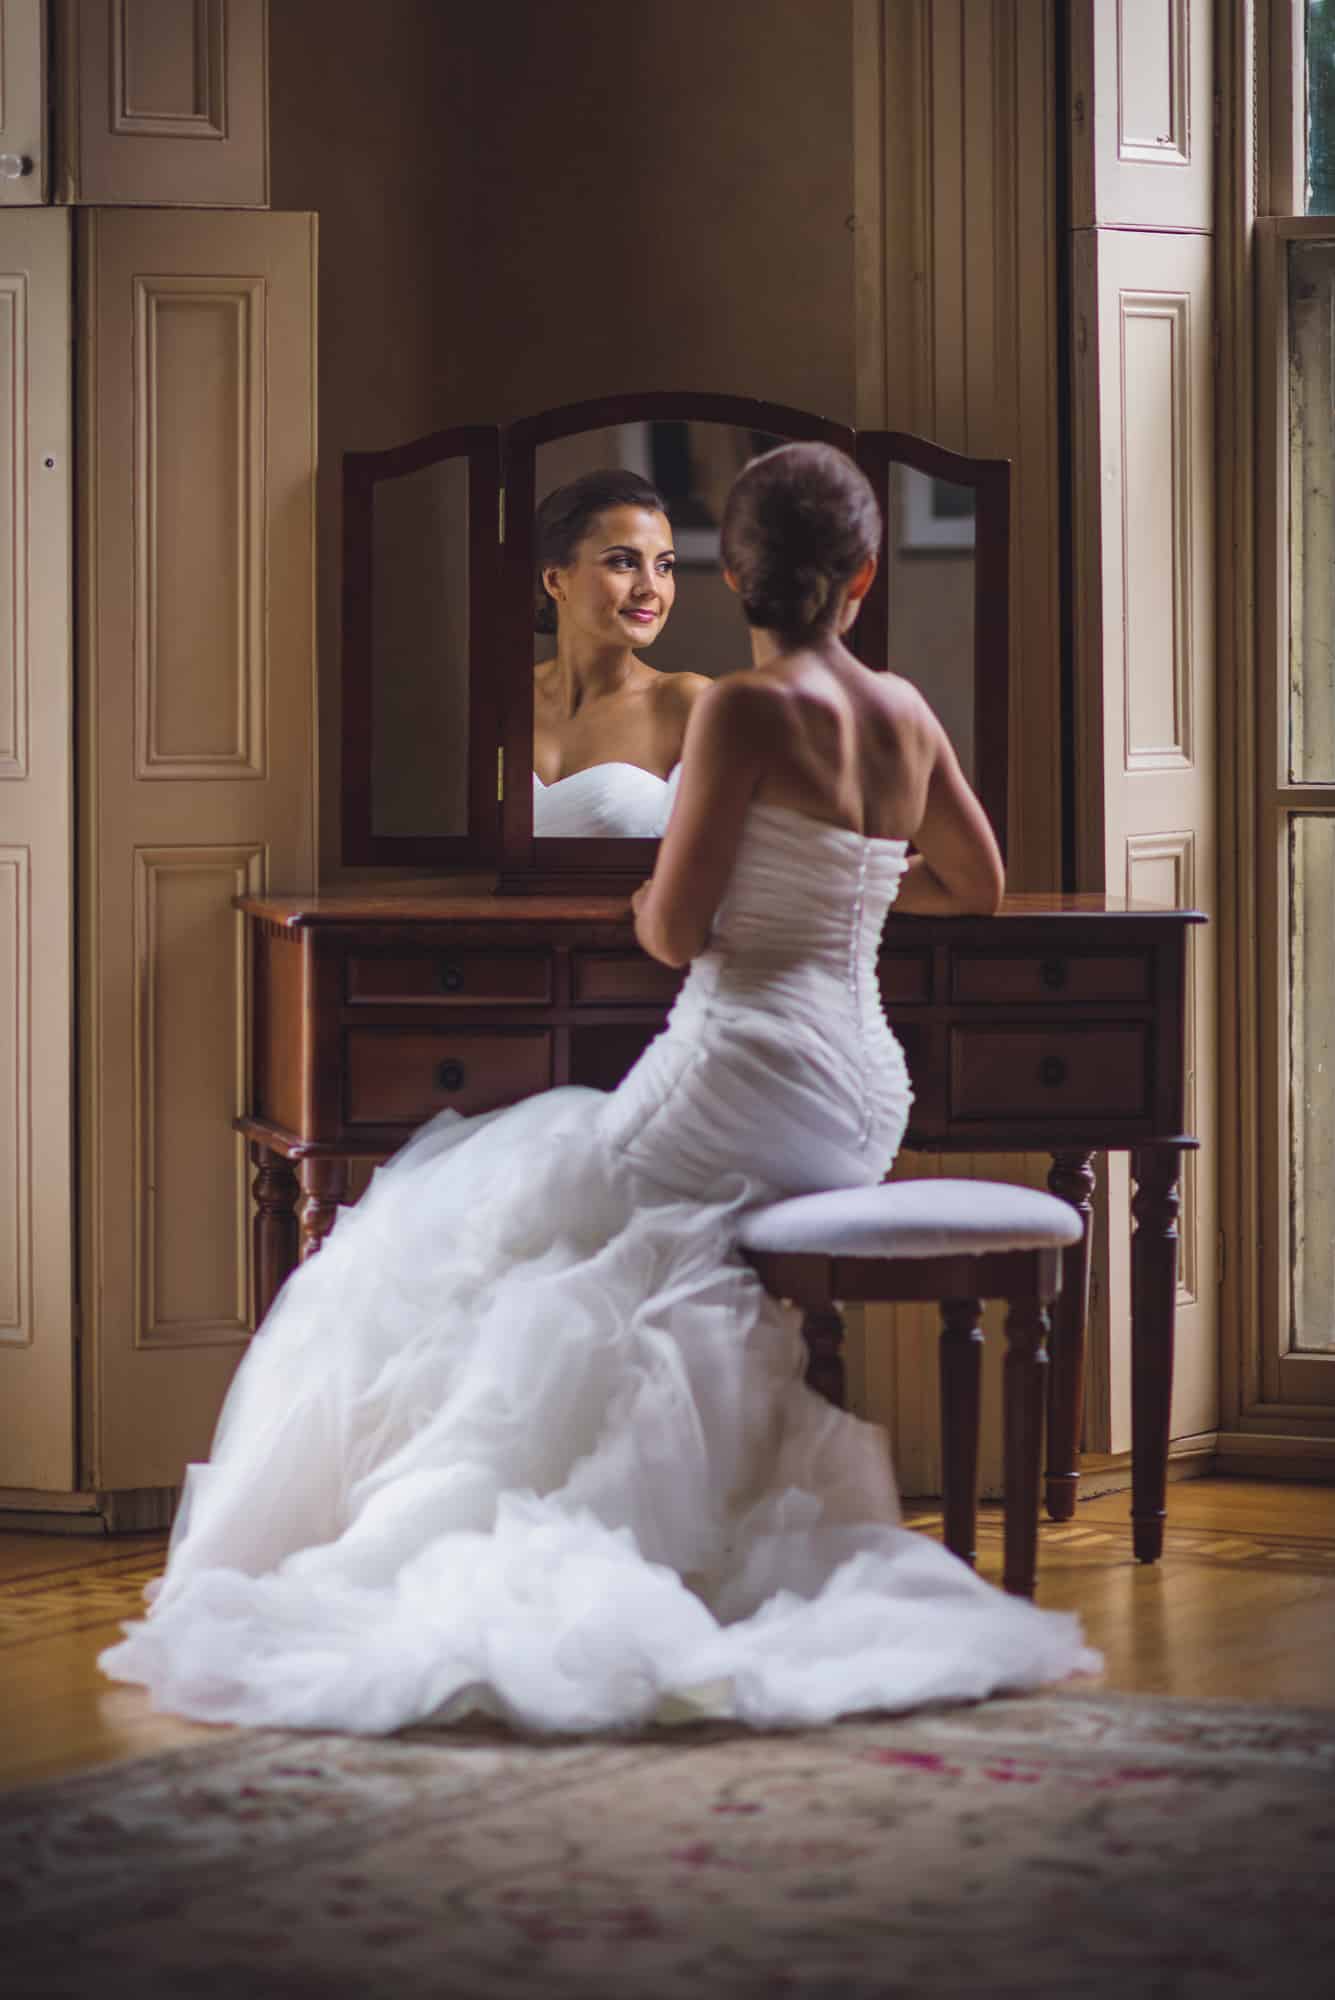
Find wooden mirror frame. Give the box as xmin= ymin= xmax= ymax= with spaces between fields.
xmin=854 ymin=430 xmax=1011 ymax=859
xmin=342 ymin=424 xmax=501 ymax=867
xmin=339 ymin=399 xmax=1011 ymax=888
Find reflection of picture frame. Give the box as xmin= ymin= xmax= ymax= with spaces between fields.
xmin=618 ymin=420 xmax=778 ymax=565
xmin=618 ymin=421 xmax=719 ymax=563
xmin=898 ymin=464 xmax=976 ymax=551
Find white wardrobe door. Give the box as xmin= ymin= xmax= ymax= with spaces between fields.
xmin=0 ymin=211 xmax=75 ymax=1491
xmin=79 ymin=207 xmax=316 ymax=1490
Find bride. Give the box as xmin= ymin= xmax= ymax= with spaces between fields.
xmin=102 ymin=442 xmax=1098 ymax=1735
xmin=531 ymin=467 xmax=711 ymax=836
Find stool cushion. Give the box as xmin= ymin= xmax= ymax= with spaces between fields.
xmin=738 ymin=1179 xmax=1084 ymax=1260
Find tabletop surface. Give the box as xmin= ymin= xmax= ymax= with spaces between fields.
xmin=238 ymin=888 xmax=1208 ymax=929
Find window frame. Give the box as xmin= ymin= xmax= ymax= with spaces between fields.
xmin=1254 ymin=213 xmax=1335 ymax=1410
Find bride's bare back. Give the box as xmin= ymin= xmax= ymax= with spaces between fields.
xmin=633 ymin=440 xmax=1003 ymax=965
xmin=633 ymin=636 xmax=1004 ymax=966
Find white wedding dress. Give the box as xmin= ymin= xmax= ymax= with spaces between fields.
xmin=533 ymin=760 xmax=681 ymax=837
xmin=101 ymin=800 xmax=1098 ymax=1735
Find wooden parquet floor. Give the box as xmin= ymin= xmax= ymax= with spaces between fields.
xmin=2 ymin=1477 xmax=1333 ymax=1789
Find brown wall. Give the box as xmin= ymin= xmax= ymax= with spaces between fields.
xmin=269 ymin=1 xmax=478 ymax=874
xmin=270 ymin=0 xmax=857 ymax=873
xmin=466 ymin=1 xmax=855 ymax=423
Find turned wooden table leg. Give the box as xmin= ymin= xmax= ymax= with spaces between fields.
xmin=802 ymin=1306 xmax=847 ymax=1409
xmin=939 ymin=1298 xmax=984 ymax=1566
xmin=1001 ymin=1300 xmax=1049 ymax=1598
xmin=250 ymin=1143 xmax=299 ymax=1325
xmin=1044 ymin=1150 xmax=1096 ymax=1521
xmin=297 ymin=1156 xmax=349 ymax=1262
xmin=1130 ymin=1144 xmax=1183 ymax=1564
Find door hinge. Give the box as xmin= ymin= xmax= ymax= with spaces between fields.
xmin=498 ymin=489 xmax=506 ymax=544
xmin=497 ymin=747 xmax=505 ymax=802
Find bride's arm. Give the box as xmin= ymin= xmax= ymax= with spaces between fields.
xmin=893 ymin=719 xmax=1005 ymax=917
xmin=633 ymin=676 xmax=785 ymax=966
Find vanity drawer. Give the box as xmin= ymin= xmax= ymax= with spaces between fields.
xmin=950 ymin=952 xmax=1149 ymax=1005
xmin=343 ymin=1029 xmax=553 ymax=1126
xmin=879 ymin=951 xmax=932 ymax=1005
xmin=572 ymin=953 xmax=685 ymax=1006
xmin=345 ymin=951 xmax=552 ymax=1006
xmin=949 ymin=1025 xmax=1148 ymax=1121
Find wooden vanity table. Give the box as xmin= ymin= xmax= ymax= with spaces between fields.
xmin=240 ymin=389 xmax=1203 ymax=1569
xmin=236 ymin=886 xmax=1202 ymax=1566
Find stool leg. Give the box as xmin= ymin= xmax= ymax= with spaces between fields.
xmin=939 ymin=1299 xmax=984 ymax=1566
xmin=1001 ymin=1301 xmax=1050 ymax=1598
xmin=801 ymin=1306 xmax=846 ymax=1409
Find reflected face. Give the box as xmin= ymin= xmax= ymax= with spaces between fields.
xmin=543 ymin=506 xmax=676 ymax=648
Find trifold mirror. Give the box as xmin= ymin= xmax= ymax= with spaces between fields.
xmin=342 ymin=392 xmax=1009 ymax=892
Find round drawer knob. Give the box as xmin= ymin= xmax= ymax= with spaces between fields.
xmin=0 ymin=154 xmax=33 ymax=181
xmin=435 ymin=1059 xmax=467 ymax=1092
xmin=1037 ymin=1055 xmax=1068 ymax=1088
xmin=438 ymin=961 xmax=464 ymax=994
xmin=1039 ymin=958 xmax=1067 ymax=991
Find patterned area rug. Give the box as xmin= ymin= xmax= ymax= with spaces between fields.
xmin=3 ymin=1691 xmax=1333 ymax=1998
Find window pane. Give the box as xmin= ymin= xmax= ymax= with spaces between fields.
xmin=1310 ymin=1 xmax=1335 ymax=212
xmin=1288 ymin=239 xmax=1335 ymax=781
xmin=1290 ymin=816 xmax=1335 ymax=1351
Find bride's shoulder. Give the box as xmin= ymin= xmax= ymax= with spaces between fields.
xmin=650 ymin=667 xmax=712 ymax=710
xmin=687 ymin=668 xmax=800 ymax=760
xmin=648 ymin=669 xmax=714 ymax=741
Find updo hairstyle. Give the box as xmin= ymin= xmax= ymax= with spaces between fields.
xmin=533 ymin=468 xmax=669 ymax=636
xmin=719 ymin=442 xmax=881 ymax=641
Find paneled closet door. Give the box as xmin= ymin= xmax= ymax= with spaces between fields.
xmin=79 ymin=209 xmax=316 ymax=1491
xmin=58 ymin=0 xmax=268 ymax=206
xmin=1070 ymin=0 xmax=1217 ymax=1457
xmin=0 ymin=1 xmax=47 ymax=204
xmin=0 ymin=212 xmax=74 ymax=1491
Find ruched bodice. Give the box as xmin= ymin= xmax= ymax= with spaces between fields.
xmin=101 ymin=797 xmax=1096 ymax=1738
xmin=710 ymin=799 xmax=909 ymax=972
xmin=602 ymin=803 xmax=912 ymax=1199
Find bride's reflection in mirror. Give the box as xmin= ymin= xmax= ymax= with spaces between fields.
xmin=532 ymin=469 xmax=712 ymax=837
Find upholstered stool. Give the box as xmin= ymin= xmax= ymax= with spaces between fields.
xmin=738 ymin=1180 xmax=1084 ymax=1599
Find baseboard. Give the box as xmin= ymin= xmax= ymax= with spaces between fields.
xmin=1066 ymin=1431 xmax=1220 ymax=1501
xmin=901 ymin=1431 xmax=1219 ymax=1506
xmin=1213 ymin=1432 xmax=1335 ymax=1483
xmin=0 ymin=1487 xmax=177 ymax=1536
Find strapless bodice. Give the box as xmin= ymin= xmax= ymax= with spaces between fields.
xmin=533 ymin=761 xmax=681 ymax=837
xmin=600 ymin=802 xmax=913 ymax=1201
xmin=708 ymin=800 xmax=910 ymax=983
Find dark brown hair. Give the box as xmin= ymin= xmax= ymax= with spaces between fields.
xmin=720 ymin=442 xmax=881 ymax=641
xmin=533 ymin=468 xmax=669 ymax=636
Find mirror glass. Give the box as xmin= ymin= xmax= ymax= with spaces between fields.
xmin=532 ymin=420 xmax=782 ymax=835
xmin=370 ymin=454 xmax=471 ymax=838
xmin=879 ymin=466 xmax=977 ymax=784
